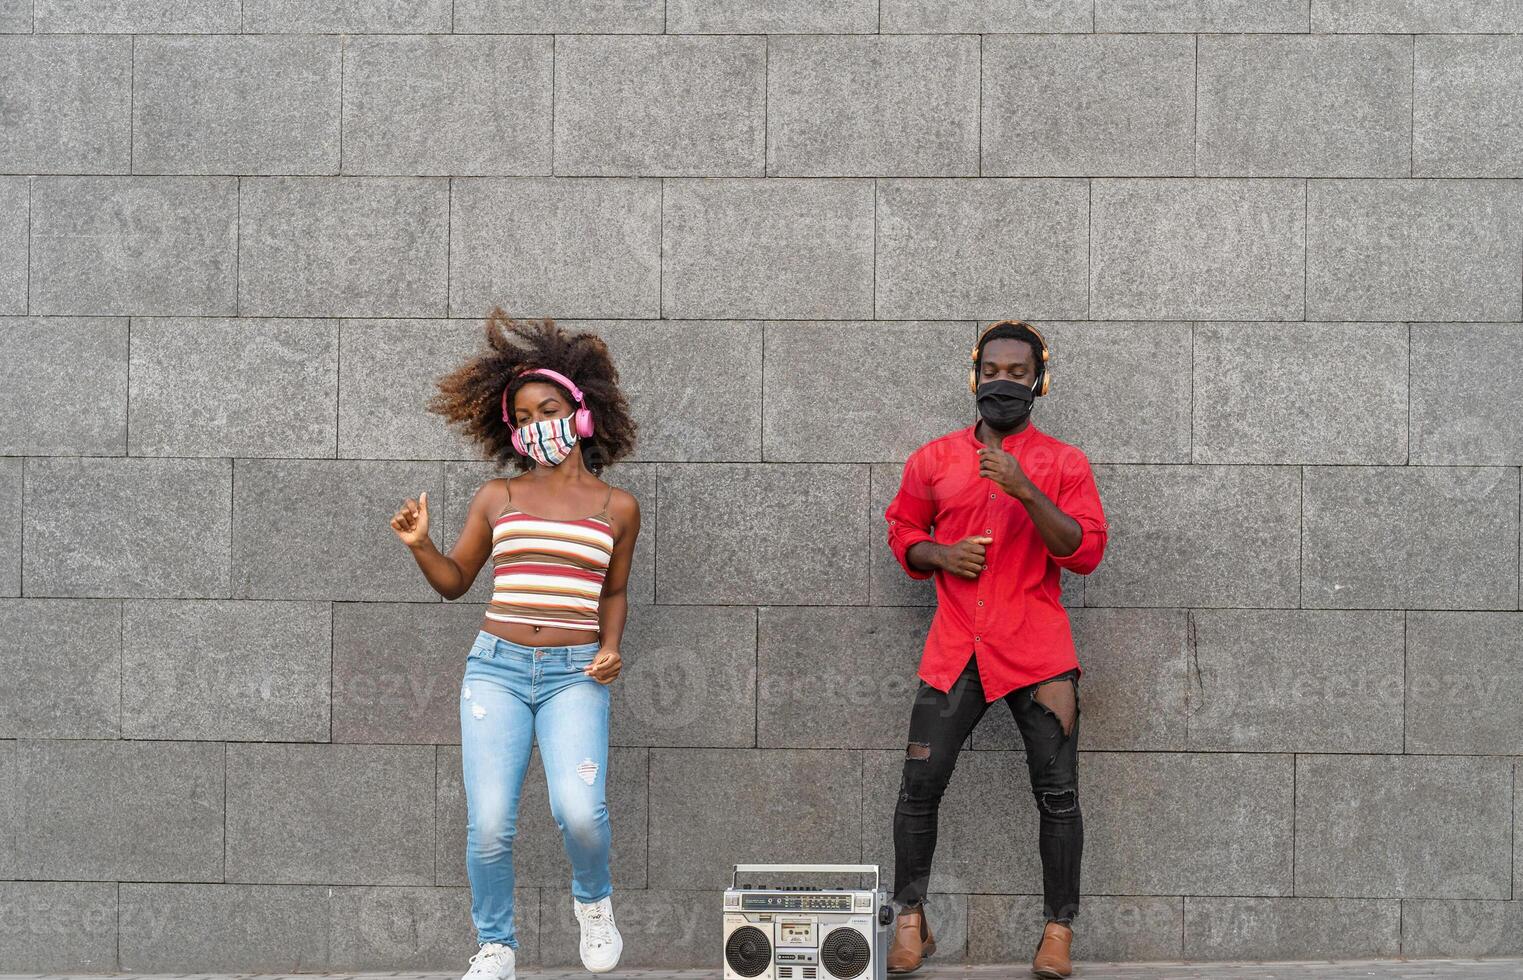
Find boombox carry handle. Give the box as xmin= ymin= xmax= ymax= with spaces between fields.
xmin=731 ymin=863 xmax=880 ymax=893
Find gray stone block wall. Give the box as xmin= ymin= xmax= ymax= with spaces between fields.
xmin=1 ymin=1 xmax=1520 ymax=971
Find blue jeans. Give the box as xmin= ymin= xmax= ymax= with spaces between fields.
xmin=460 ymin=629 xmax=613 ymax=949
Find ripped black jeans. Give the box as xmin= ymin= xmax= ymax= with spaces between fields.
xmin=892 ymin=653 xmax=1082 ymax=924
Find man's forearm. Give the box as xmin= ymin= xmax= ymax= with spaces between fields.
xmin=1011 ymin=484 xmax=1082 ymax=558
xmin=906 ymin=540 xmax=946 ymax=573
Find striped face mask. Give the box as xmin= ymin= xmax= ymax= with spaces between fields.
xmin=516 ymin=415 xmax=579 ymax=467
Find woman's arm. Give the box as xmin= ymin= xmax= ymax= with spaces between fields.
xmin=391 ymin=482 xmax=499 ymax=600
xmin=586 ymin=489 xmax=641 ymax=683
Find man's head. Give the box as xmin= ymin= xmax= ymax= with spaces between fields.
xmin=971 ymin=319 xmax=1049 ymax=396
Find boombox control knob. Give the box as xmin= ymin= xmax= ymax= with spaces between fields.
xmin=878 ymin=904 xmax=895 ymax=926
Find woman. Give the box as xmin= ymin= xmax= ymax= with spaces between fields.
xmin=389 ymin=309 xmax=641 ymax=979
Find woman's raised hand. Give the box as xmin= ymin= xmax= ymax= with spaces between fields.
xmin=390 ymin=491 xmax=431 ymax=549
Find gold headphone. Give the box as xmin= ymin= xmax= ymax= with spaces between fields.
xmin=969 ymin=319 xmax=1051 ymax=396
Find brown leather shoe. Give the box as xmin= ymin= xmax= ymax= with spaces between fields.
xmin=1031 ymin=920 xmax=1073 ymax=978
xmin=886 ymin=904 xmax=937 ymax=973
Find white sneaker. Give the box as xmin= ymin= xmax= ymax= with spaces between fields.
xmin=461 ymin=940 xmax=515 ymax=980
xmin=573 ymin=894 xmax=623 ymax=973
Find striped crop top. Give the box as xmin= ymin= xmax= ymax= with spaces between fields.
xmin=485 ymin=481 xmax=615 ymax=633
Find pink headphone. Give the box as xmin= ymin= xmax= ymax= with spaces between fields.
xmin=503 ymin=367 xmax=596 ymax=455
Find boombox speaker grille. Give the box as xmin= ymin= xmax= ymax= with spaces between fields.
xmin=821 ymin=926 xmax=870 ymax=979
xmin=726 ymin=925 xmax=772 ymax=978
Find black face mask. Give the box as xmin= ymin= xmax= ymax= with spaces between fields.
xmin=976 ymin=379 xmax=1035 ymax=430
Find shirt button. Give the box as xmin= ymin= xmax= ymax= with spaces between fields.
xmin=984 ymin=528 xmax=992 ymax=534
xmin=989 ymin=492 xmax=996 ymax=499
xmin=977 ymin=600 xmax=984 ymax=606
xmin=974 ymin=635 xmax=980 ymax=642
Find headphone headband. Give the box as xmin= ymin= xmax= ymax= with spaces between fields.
xmin=501 ymin=367 xmax=586 ymax=423
xmin=970 ymin=319 xmax=1051 ymax=397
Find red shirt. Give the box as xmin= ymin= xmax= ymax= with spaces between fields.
xmin=884 ymin=419 xmax=1109 ymax=702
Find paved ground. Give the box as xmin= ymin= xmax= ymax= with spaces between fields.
xmin=9 ymin=963 xmax=1523 ymax=979
xmin=502 ymin=965 xmax=1514 ymax=979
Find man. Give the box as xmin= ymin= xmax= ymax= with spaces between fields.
xmin=883 ymin=319 xmax=1108 ymax=979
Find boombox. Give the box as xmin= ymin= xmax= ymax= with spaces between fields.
xmin=723 ymin=864 xmax=894 ymax=980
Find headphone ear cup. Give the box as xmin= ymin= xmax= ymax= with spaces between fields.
xmin=575 ymin=407 xmax=595 ymax=438
xmin=510 ymin=424 xmax=524 ymax=455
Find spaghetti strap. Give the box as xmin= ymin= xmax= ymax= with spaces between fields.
xmin=603 ymin=484 xmax=614 ymax=510
xmin=494 ymin=477 xmax=515 ymax=521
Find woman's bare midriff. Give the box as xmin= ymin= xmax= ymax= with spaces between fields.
xmin=482 ymin=618 xmax=602 ymax=648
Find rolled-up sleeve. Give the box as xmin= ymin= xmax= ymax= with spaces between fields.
xmin=885 ymin=451 xmax=936 ymax=580
xmin=1048 ymin=449 xmax=1108 ymax=575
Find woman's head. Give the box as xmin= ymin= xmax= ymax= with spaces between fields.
xmin=427 ymin=308 xmax=637 ymax=473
